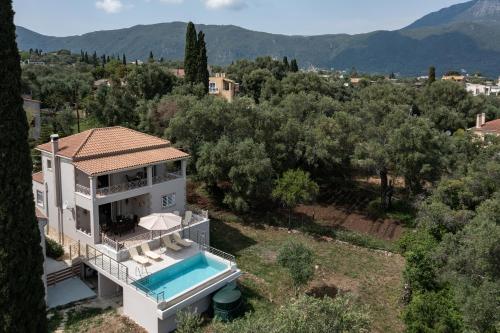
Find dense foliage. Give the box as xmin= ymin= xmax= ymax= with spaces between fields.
xmin=212 ymin=295 xmax=370 ymax=333
xmin=19 ymin=43 xmax=500 ymax=331
xmin=0 ymin=0 xmax=47 ymax=331
xmin=277 ymin=240 xmax=315 ymax=288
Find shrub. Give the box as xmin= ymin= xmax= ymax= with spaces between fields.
xmin=277 ymin=240 xmax=315 ymax=288
xmin=366 ymin=198 xmax=385 ymax=219
xmin=176 ymin=310 xmax=203 ymax=333
xmin=46 ymin=238 xmax=64 ymax=259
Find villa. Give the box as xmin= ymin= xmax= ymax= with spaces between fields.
xmin=209 ymin=73 xmax=238 ymax=102
xmin=32 ymin=126 xmax=241 ymax=332
xmin=470 ymin=113 xmax=500 ymax=139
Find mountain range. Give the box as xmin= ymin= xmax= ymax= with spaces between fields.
xmin=15 ymin=0 xmax=500 ymax=76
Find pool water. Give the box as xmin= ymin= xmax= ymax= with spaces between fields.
xmin=133 ymin=253 xmax=228 ymax=301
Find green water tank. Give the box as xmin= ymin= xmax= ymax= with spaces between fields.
xmin=213 ymin=285 xmax=243 ymax=321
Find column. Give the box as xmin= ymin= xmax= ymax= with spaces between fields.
xmin=147 ymin=165 xmax=153 ymax=186
xmin=181 ymin=159 xmax=187 ymax=179
xmin=89 ymin=177 xmax=100 ymax=244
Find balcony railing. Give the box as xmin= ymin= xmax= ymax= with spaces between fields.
xmin=152 ymin=171 xmax=182 ymax=184
xmin=97 ymin=178 xmax=147 ymax=196
xmin=75 ymin=172 xmax=183 ymax=197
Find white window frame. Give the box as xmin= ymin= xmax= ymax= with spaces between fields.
xmin=161 ymin=193 xmax=176 ymax=208
xmin=36 ymin=190 xmax=44 ymax=207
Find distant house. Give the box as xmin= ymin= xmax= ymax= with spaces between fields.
xmin=93 ymin=79 xmax=111 ymax=88
xmin=169 ymin=68 xmax=185 ymax=79
xmin=442 ymin=75 xmax=465 ymax=82
xmin=209 ymin=73 xmax=237 ymax=102
xmin=466 ymin=82 xmax=500 ymax=96
xmin=470 ymin=113 xmax=500 ymax=139
xmin=23 ymin=95 xmax=42 ymax=140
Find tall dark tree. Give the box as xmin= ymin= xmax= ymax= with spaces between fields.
xmin=283 ymin=56 xmax=290 ymax=71
xmin=122 ymin=53 xmax=126 ymax=65
xmin=92 ymin=51 xmax=98 ymax=67
xmin=148 ymin=51 xmax=154 ymax=63
xmin=429 ymin=66 xmax=436 ymax=84
xmin=84 ymin=51 xmax=89 ymax=63
xmin=0 ymin=0 xmax=47 ymax=331
xmin=184 ymin=22 xmax=199 ymax=84
xmin=197 ymin=30 xmax=209 ymax=93
xmin=290 ymin=58 xmax=299 ymax=72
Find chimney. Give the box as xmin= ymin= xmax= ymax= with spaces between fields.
xmin=50 ymin=134 xmax=59 ymax=154
xmin=476 ymin=114 xmax=482 ymax=128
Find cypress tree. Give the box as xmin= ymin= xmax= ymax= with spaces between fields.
xmin=92 ymin=51 xmax=98 ymax=67
xmin=184 ymin=22 xmax=198 ymax=84
xmin=84 ymin=51 xmax=89 ymax=63
xmin=197 ymin=30 xmax=209 ymax=93
xmin=122 ymin=54 xmax=126 ymax=65
xmin=148 ymin=51 xmax=154 ymax=63
xmin=0 ymin=0 xmax=47 ymax=331
xmin=429 ymin=66 xmax=436 ymax=84
xmin=283 ymin=56 xmax=289 ymax=71
xmin=290 ymin=59 xmax=299 ymax=72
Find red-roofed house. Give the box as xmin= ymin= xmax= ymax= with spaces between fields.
xmin=471 ymin=113 xmax=500 ymax=139
xmin=31 ymin=127 xmax=240 ymax=332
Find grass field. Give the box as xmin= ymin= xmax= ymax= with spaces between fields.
xmin=210 ymin=215 xmax=406 ymax=333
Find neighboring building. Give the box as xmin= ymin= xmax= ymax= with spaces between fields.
xmin=23 ymin=95 xmax=42 ymax=140
xmin=442 ymin=75 xmax=465 ymax=82
xmin=466 ymin=82 xmax=500 ymax=96
xmin=93 ymin=79 xmax=111 ymax=88
xmin=470 ymin=113 xmax=500 ymax=138
xmin=169 ymin=68 xmax=185 ymax=79
xmin=32 ymin=126 xmax=240 ymax=332
xmin=209 ymin=73 xmax=237 ymax=102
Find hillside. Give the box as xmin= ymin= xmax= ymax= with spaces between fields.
xmin=15 ymin=0 xmax=500 ymax=76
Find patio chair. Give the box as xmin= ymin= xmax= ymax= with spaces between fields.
xmin=183 ymin=210 xmax=193 ymax=226
xmin=172 ymin=232 xmax=192 ymax=248
xmin=141 ymin=242 xmax=162 ymax=261
xmin=129 ymin=246 xmax=149 ymax=265
xmin=161 ymin=235 xmax=182 ymax=252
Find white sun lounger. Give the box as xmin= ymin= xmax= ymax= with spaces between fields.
xmin=129 ymin=246 xmax=149 ymax=265
xmin=141 ymin=243 xmax=161 ymax=260
xmin=172 ymin=232 xmax=192 ymax=248
xmin=161 ymin=235 xmax=182 ymax=251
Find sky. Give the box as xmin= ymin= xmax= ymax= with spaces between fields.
xmin=13 ymin=0 xmax=467 ymax=37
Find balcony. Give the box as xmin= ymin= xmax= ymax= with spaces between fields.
xmin=75 ymin=167 xmax=184 ymax=198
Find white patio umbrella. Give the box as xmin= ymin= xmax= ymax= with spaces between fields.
xmin=139 ymin=213 xmax=182 ymax=231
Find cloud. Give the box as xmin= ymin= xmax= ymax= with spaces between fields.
xmin=96 ymin=0 xmax=124 ymax=13
xmin=159 ymin=0 xmax=184 ymax=3
xmin=203 ymin=0 xmax=246 ymax=10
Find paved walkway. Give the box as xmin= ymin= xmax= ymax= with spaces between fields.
xmin=47 ymin=277 xmax=96 ymax=308
xmin=46 ymin=257 xmax=70 ymax=274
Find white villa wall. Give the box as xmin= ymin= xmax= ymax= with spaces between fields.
xmin=32 ymin=180 xmax=46 ymax=216
xmin=123 ymin=285 xmax=160 ymax=333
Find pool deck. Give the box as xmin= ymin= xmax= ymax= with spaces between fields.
xmin=124 ymin=243 xmax=201 ymax=280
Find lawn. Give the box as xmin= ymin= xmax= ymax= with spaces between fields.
xmin=209 ymin=216 xmax=406 ymax=333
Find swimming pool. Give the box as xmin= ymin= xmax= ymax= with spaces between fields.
xmin=133 ymin=252 xmax=229 ymax=302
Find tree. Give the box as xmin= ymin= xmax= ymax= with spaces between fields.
xmin=184 ymin=22 xmax=199 ymax=84
xmin=148 ymin=51 xmax=154 ymax=63
xmin=404 ymin=289 xmax=463 ymax=333
xmin=0 ymin=0 xmax=47 ymax=331
xmin=428 ymin=66 xmax=436 ymax=84
xmin=277 ymin=240 xmax=315 ymax=290
xmin=283 ymin=56 xmax=290 ymax=71
xmin=122 ymin=53 xmax=126 ymax=65
xmin=272 ymin=169 xmax=319 ymax=228
xmin=290 ymin=58 xmax=299 ymax=72
xmin=214 ymin=295 xmax=370 ymax=333
xmin=196 ymin=31 xmax=209 ymax=94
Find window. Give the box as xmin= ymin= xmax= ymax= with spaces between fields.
xmin=209 ymin=82 xmax=217 ymax=93
xmin=161 ymin=193 xmax=175 ymax=208
xmin=223 ymin=81 xmax=230 ymax=91
xmin=36 ymin=190 xmax=44 ymax=207
xmin=47 ymin=159 xmax=52 ymax=170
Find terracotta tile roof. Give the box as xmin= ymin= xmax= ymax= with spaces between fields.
xmin=73 ymin=147 xmax=189 ymax=176
xmin=478 ymin=119 xmax=500 ymax=133
xmin=32 ymin=171 xmax=44 ymax=184
xmin=36 ymin=127 xmax=171 ymax=160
